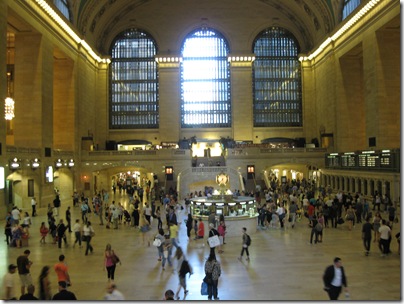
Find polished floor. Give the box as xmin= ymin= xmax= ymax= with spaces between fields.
xmin=1 ymin=193 xmax=401 ymax=301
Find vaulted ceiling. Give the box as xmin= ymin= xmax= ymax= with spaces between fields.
xmin=67 ymin=0 xmax=344 ymax=55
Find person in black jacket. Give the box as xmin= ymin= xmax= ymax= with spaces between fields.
xmin=56 ymin=219 xmax=68 ymax=248
xmin=323 ymin=257 xmax=349 ymax=300
xmin=52 ymin=281 xmax=77 ymax=300
xmin=19 ymin=284 xmax=38 ymax=300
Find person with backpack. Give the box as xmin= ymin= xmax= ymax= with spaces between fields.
xmin=174 ymin=247 xmax=191 ymax=300
xmin=204 ymin=252 xmax=221 ymax=300
xmin=237 ymin=227 xmax=251 ymax=261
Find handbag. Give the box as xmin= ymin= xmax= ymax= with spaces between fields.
xmin=111 ymin=252 xmax=120 ymax=264
xmin=200 ymin=281 xmax=209 ymax=296
xmin=153 ymin=238 xmax=162 ymax=247
xmin=203 ymin=273 xmax=213 ymax=285
xmin=163 ymin=250 xmax=168 ymax=258
xmin=208 ymin=235 xmax=220 ymax=248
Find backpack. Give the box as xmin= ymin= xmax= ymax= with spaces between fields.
xmin=245 ymin=234 xmax=251 ymax=246
xmin=179 ymin=260 xmax=192 ymax=277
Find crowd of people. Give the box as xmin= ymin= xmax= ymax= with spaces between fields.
xmin=1 ymin=177 xmax=400 ymax=300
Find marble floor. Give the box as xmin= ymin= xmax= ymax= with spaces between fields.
xmin=0 ymin=193 xmax=401 ymax=301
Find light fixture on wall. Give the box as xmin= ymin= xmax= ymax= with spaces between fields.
xmin=9 ymin=158 xmax=21 ymax=170
xmin=67 ymin=159 xmax=75 ymax=168
xmin=55 ymin=159 xmax=63 ymax=168
xmin=31 ymin=158 xmax=40 ymax=169
xmin=5 ymin=33 xmax=14 ymax=121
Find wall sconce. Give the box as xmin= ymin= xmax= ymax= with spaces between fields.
xmin=9 ymin=158 xmax=21 ymax=169
xmin=31 ymin=158 xmax=40 ymax=169
xmin=55 ymin=159 xmax=63 ymax=168
xmin=247 ymin=165 xmax=255 ymax=179
xmin=165 ymin=166 xmax=173 ymax=181
xmin=67 ymin=159 xmax=74 ymax=168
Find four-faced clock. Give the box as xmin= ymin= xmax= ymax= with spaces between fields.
xmin=216 ymin=173 xmax=229 ymax=186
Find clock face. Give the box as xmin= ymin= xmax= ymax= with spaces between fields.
xmin=217 ymin=174 xmax=228 ymax=185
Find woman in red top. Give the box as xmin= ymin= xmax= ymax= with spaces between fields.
xmin=39 ymin=222 xmax=49 ymax=244
xmin=195 ymin=219 xmax=205 ymax=240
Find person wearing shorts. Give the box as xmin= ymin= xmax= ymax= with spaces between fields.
xmin=16 ymin=249 xmax=33 ymax=296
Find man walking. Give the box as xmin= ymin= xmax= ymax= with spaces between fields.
xmin=323 ymin=257 xmax=349 ymax=300
xmin=66 ymin=206 xmax=72 ymax=233
xmin=362 ymin=216 xmax=372 ymax=256
xmin=3 ymin=264 xmax=17 ymax=300
xmin=237 ymin=227 xmax=251 ymax=261
xmin=16 ymin=250 xmax=33 ymax=296
xmin=54 ymin=254 xmax=72 ymax=286
xmin=379 ymin=219 xmax=391 ymax=256
xmin=31 ymin=197 xmax=37 ymax=217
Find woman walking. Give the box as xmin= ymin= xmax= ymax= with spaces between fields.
xmin=162 ymin=234 xmax=173 ymax=270
xmin=39 ymin=222 xmax=49 ymax=244
xmin=155 ymin=228 xmax=165 ymax=261
xmin=139 ymin=215 xmax=151 ymax=246
xmin=104 ymin=244 xmax=120 ymax=282
xmin=174 ymin=247 xmax=189 ymax=300
xmin=38 ymin=266 xmax=52 ymax=300
xmin=186 ymin=213 xmax=193 ymax=241
xmin=345 ymin=205 xmax=355 ymax=231
xmin=83 ymin=221 xmax=95 ymax=255
xmin=204 ymin=253 xmax=221 ymax=300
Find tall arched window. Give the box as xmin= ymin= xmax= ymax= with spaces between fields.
xmin=110 ymin=29 xmax=159 ymax=129
xmin=252 ymin=27 xmax=302 ymax=127
xmin=53 ymin=0 xmax=71 ymax=21
xmin=180 ymin=28 xmax=231 ymax=128
xmin=342 ymin=0 xmax=361 ymax=21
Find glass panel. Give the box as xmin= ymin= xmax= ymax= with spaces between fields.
xmin=180 ymin=29 xmax=231 ymax=128
xmin=53 ymin=0 xmax=70 ymax=21
xmin=110 ymin=29 xmax=159 ymax=129
xmin=252 ymin=27 xmax=302 ymax=127
xmin=342 ymin=0 xmax=361 ymax=20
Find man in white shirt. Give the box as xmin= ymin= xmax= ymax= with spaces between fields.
xmin=11 ymin=207 xmax=20 ymax=224
xmin=2 ymin=264 xmax=17 ymax=300
xmin=323 ymin=257 xmax=349 ymax=300
xmin=379 ymin=219 xmax=391 ymax=256
xmin=31 ymin=197 xmax=37 ymax=217
xmin=104 ymin=283 xmax=125 ymax=300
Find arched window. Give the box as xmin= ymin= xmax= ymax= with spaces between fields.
xmin=180 ymin=28 xmax=231 ymax=128
xmin=342 ymin=0 xmax=361 ymax=20
xmin=110 ymin=29 xmax=159 ymax=129
xmin=53 ymin=0 xmax=71 ymax=21
xmin=252 ymin=27 xmax=302 ymax=127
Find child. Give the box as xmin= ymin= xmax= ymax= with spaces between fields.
xmin=40 ymin=222 xmax=49 ymax=244
xmin=195 ymin=218 xmax=205 ymax=240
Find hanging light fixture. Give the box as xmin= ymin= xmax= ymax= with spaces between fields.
xmin=5 ymin=33 xmax=15 ymax=120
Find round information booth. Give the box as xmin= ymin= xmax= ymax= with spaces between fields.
xmin=189 ymin=195 xmax=258 ymax=237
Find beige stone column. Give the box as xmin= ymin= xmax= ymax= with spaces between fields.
xmin=360 ymin=179 xmax=365 ymax=195
xmin=0 ymin=1 xmax=7 ymax=218
xmin=157 ymin=60 xmax=181 ymax=142
xmin=13 ymin=33 xmax=54 ymax=149
xmin=229 ymin=58 xmax=254 ymax=142
xmin=362 ymin=28 xmax=400 ymax=149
